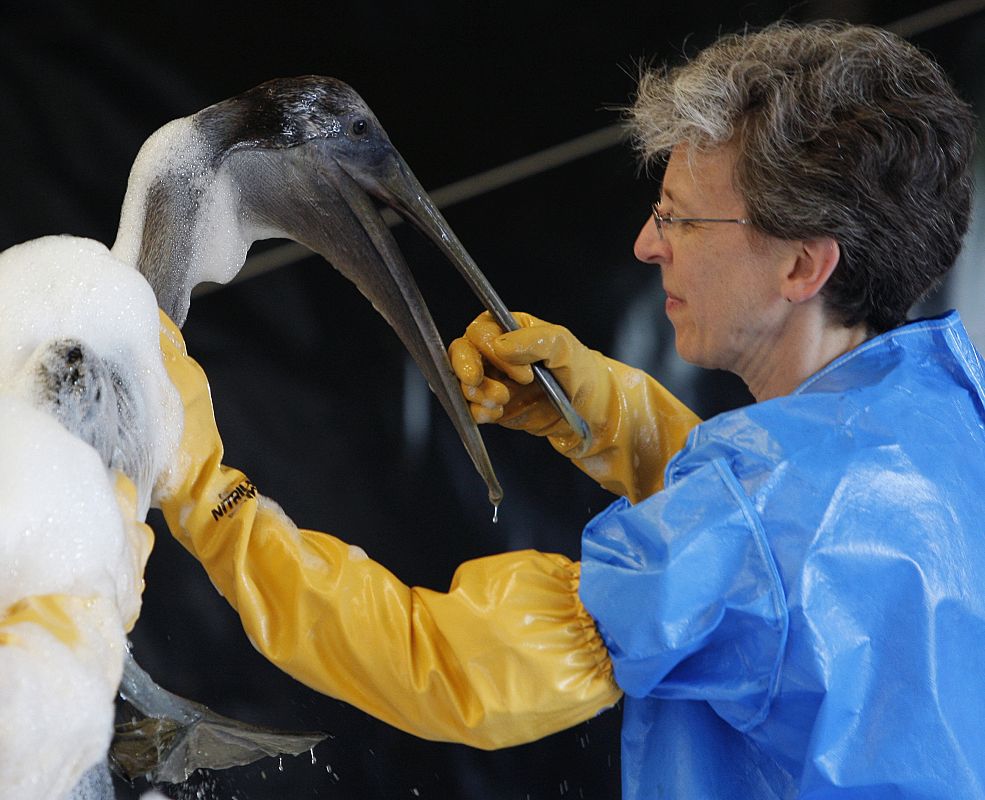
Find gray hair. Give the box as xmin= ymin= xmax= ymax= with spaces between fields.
xmin=629 ymin=21 xmax=977 ymax=332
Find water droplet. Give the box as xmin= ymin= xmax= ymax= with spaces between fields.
xmin=492 ymin=504 xmax=499 ymax=524
xmin=310 ymin=747 xmax=317 ymax=765
xmin=278 ymin=756 xmax=284 ymax=772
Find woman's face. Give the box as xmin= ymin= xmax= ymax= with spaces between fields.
xmin=634 ymin=143 xmax=791 ymax=375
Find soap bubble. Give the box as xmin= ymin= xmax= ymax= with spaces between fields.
xmin=0 ymin=235 xmax=181 ymax=798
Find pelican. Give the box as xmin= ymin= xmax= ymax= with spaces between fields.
xmin=106 ymin=75 xmax=534 ymax=784
xmin=112 ymin=75 xmax=509 ymax=506
xmin=2 ymin=76 xmax=532 ymax=796
xmin=1 ymin=76 xmax=589 ymax=793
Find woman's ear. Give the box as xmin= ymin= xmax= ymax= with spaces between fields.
xmin=783 ymin=237 xmax=840 ymax=303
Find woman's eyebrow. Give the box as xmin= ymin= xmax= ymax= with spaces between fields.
xmin=660 ymin=186 xmax=692 ymax=214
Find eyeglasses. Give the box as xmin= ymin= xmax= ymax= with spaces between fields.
xmin=651 ymin=204 xmax=750 ymax=240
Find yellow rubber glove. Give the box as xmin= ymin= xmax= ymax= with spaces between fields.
xmin=0 ymin=472 xmax=152 ymax=646
xmin=0 ymin=592 xmax=127 ymax=800
xmin=154 ymin=312 xmax=621 ymax=750
xmin=448 ymin=312 xmax=700 ymax=503
xmin=0 ymin=470 xmax=151 ymax=800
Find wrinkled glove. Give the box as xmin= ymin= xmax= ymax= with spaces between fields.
xmin=152 ymin=311 xmax=620 ymax=750
xmin=449 ymin=311 xmax=700 ymax=502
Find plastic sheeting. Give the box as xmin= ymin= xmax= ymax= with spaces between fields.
xmin=582 ymin=312 xmax=985 ymax=799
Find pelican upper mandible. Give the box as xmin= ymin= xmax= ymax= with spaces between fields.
xmin=111 ymin=76 xmax=503 ymax=506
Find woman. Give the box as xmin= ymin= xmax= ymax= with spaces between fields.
xmin=158 ymin=21 xmax=984 ymax=798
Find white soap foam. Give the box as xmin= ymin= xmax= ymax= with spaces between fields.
xmin=111 ymin=117 xmax=205 ymax=270
xmin=0 ymin=398 xmax=146 ymax=617
xmin=0 ymin=235 xmax=182 ymax=515
xmin=112 ymin=116 xmax=255 ymax=321
xmin=0 ymin=595 xmax=125 ymax=800
xmin=0 ymin=234 xmax=181 ymax=797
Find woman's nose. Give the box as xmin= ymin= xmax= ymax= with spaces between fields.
xmin=633 ymin=214 xmax=670 ymax=265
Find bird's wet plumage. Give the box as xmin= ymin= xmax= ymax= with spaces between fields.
xmin=113 ymin=75 xmax=504 ymax=505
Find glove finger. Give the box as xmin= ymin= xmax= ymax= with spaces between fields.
xmin=500 ymin=380 xmax=567 ymax=436
xmin=458 ymin=375 xmax=511 ymax=425
xmin=471 ymin=402 xmax=504 ymax=424
xmin=492 ymin=323 xmax=575 ymax=370
xmin=463 ymin=376 xmax=511 ymax=409
xmin=448 ymin=336 xmax=485 ymax=387
xmin=464 ymin=313 xmax=535 ymax=385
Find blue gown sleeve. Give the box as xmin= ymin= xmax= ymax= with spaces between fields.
xmin=580 ymin=457 xmax=788 ymax=732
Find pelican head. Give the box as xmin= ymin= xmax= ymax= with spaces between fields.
xmin=112 ymin=76 xmax=503 ymax=506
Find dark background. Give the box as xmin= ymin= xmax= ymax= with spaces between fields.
xmin=2 ymin=2 xmax=983 ymax=798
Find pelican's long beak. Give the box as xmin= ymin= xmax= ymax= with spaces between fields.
xmin=342 ymin=146 xmax=593 ymax=459
xmin=334 ymin=163 xmax=503 ymax=505
xmin=239 ymin=143 xmax=504 ymax=507
xmin=353 ymin=152 xmax=515 ymax=324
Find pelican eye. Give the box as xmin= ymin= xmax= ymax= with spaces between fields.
xmin=350 ymin=118 xmax=368 ymax=137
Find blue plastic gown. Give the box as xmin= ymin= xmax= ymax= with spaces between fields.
xmin=580 ymin=312 xmax=985 ymax=799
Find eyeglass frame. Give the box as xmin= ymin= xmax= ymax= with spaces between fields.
xmin=651 ymin=204 xmax=750 ymax=240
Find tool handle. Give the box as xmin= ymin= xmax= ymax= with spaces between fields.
xmin=530 ymin=362 xmax=592 ymax=455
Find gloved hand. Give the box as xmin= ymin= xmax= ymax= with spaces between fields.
xmin=152 ymin=311 xmax=620 ymax=750
xmin=449 ymin=312 xmax=700 ymax=502
xmin=0 ymin=468 xmax=151 ymax=800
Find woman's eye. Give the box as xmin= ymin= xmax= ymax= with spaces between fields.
xmin=666 ymin=215 xmax=697 ymax=230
